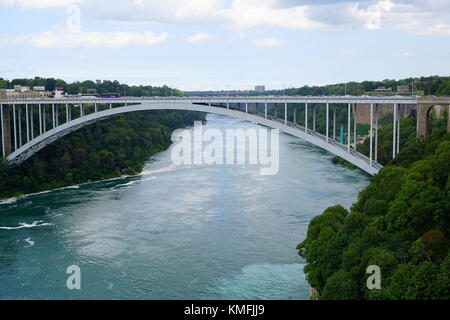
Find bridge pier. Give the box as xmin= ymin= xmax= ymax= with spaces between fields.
xmin=416 ymin=98 xmax=450 ymax=137
xmin=416 ymin=103 xmax=434 ymax=137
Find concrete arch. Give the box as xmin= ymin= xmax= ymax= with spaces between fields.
xmin=416 ymin=104 xmax=435 ymax=137
xmin=6 ymin=102 xmax=381 ymax=175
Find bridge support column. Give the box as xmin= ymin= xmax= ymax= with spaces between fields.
xmin=293 ymin=105 xmax=296 ymax=123
xmin=18 ymin=106 xmax=22 ymax=147
xmin=264 ymin=102 xmax=267 ymax=118
xmin=333 ymin=106 xmax=336 ymax=140
xmin=110 ymin=103 xmax=112 ymax=110
xmin=313 ymin=105 xmax=316 ymax=131
xmin=95 ymin=103 xmax=98 ymax=113
xmin=369 ymin=103 xmax=373 ymax=166
xmin=25 ymin=104 xmax=30 ymax=144
xmin=397 ymin=106 xmax=400 ymax=155
xmin=1 ymin=104 xmax=12 ymax=157
xmin=393 ymin=103 xmax=397 ymax=159
xmin=353 ymin=104 xmax=357 ymax=149
xmin=13 ymin=105 xmax=17 ymax=151
xmin=245 ymin=101 xmax=248 ymax=114
xmin=42 ymin=105 xmax=46 ymax=133
xmin=56 ymin=105 xmax=59 ymax=127
xmin=305 ymin=103 xmax=308 ymax=133
xmin=448 ymin=105 xmax=450 ymax=134
xmin=375 ymin=104 xmax=378 ymax=163
xmin=52 ymin=104 xmax=56 ymax=128
xmin=347 ymin=102 xmax=351 ymax=153
xmin=31 ymin=105 xmax=34 ymax=140
xmin=39 ymin=104 xmax=42 ymax=135
xmin=66 ymin=104 xmax=69 ymax=123
xmin=326 ymin=103 xmax=329 ymax=144
xmin=285 ymin=102 xmax=287 ymax=125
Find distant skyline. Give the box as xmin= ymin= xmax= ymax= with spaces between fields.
xmin=1 ymin=0 xmax=450 ymax=90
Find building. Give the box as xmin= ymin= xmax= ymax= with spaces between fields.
xmin=55 ymin=87 xmax=65 ymax=98
xmin=374 ymin=86 xmax=392 ymax=93
xmin=397 ymin=85 xmax=410 ymax=96
xmin=0 ymin=85 xmax=52 ymax=99
xmin=255 ymin=85 xmax=265 ymax=93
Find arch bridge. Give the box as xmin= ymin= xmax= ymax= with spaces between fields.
xmin=0 ymin=96 xmax=449 ymax=175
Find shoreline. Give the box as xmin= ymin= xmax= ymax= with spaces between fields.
xmin=0 ymin=158 xmax=178 ymax=205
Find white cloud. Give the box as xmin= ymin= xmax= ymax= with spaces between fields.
xmin=252 ymin=37 xmax=285 ymax=47
xmin=184 ymin=33 xmax=215 ymax=44
xmin=2 ymin=0 xmax=450 ymax=37
xmin=0 ymin=30 xmax=169 ymax=48
xmin=220 ymin=0 xmax=326 ymax=29
xmin=416 ymin=23 xmax=450 ymax=36
xmin=0 ymin=0 xmax=80 ymax=8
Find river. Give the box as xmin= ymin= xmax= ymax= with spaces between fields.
xmin=0 ymin=114 xmax=370 ymax=299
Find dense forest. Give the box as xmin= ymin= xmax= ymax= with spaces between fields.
xmin=297 ymin=123 xmax=450 ymax=299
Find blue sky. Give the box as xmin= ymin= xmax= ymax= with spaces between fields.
xmin=0 ymin=0 xmax=450 ymax=90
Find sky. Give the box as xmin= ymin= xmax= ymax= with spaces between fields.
xmin=0 ymin=0 xmax=450 ymax=91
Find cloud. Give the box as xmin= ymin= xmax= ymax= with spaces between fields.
xmin=2 ymin=0 xmax=450 ymax=37
xmin=0 ymin=0 xmax=80 ymax=8
xmin=252 ymin=37 xmax=286 ymax=47
xmin=220 ymin=0 xmax=326 ymax=29
xmin=0 ymin=30 xmax=169 ymax=48
xmin=184 ymin=33 xmax=215 ymax=44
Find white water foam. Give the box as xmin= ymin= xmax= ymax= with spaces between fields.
xmin=0 ymin=197 xmax=18 ymax=205
xmin=0 ymin=221 xmax=54 ymax=230
xmin=24 ymin=237 xmax=35 ymax=247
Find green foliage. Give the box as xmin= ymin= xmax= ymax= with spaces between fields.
xmin=298 ymin=129 xmax=450 ymax=300
xmin=0 ymin=110 xmax=205 ymax=199
xmin=332 ymin=156 xmax=358 ymax=169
